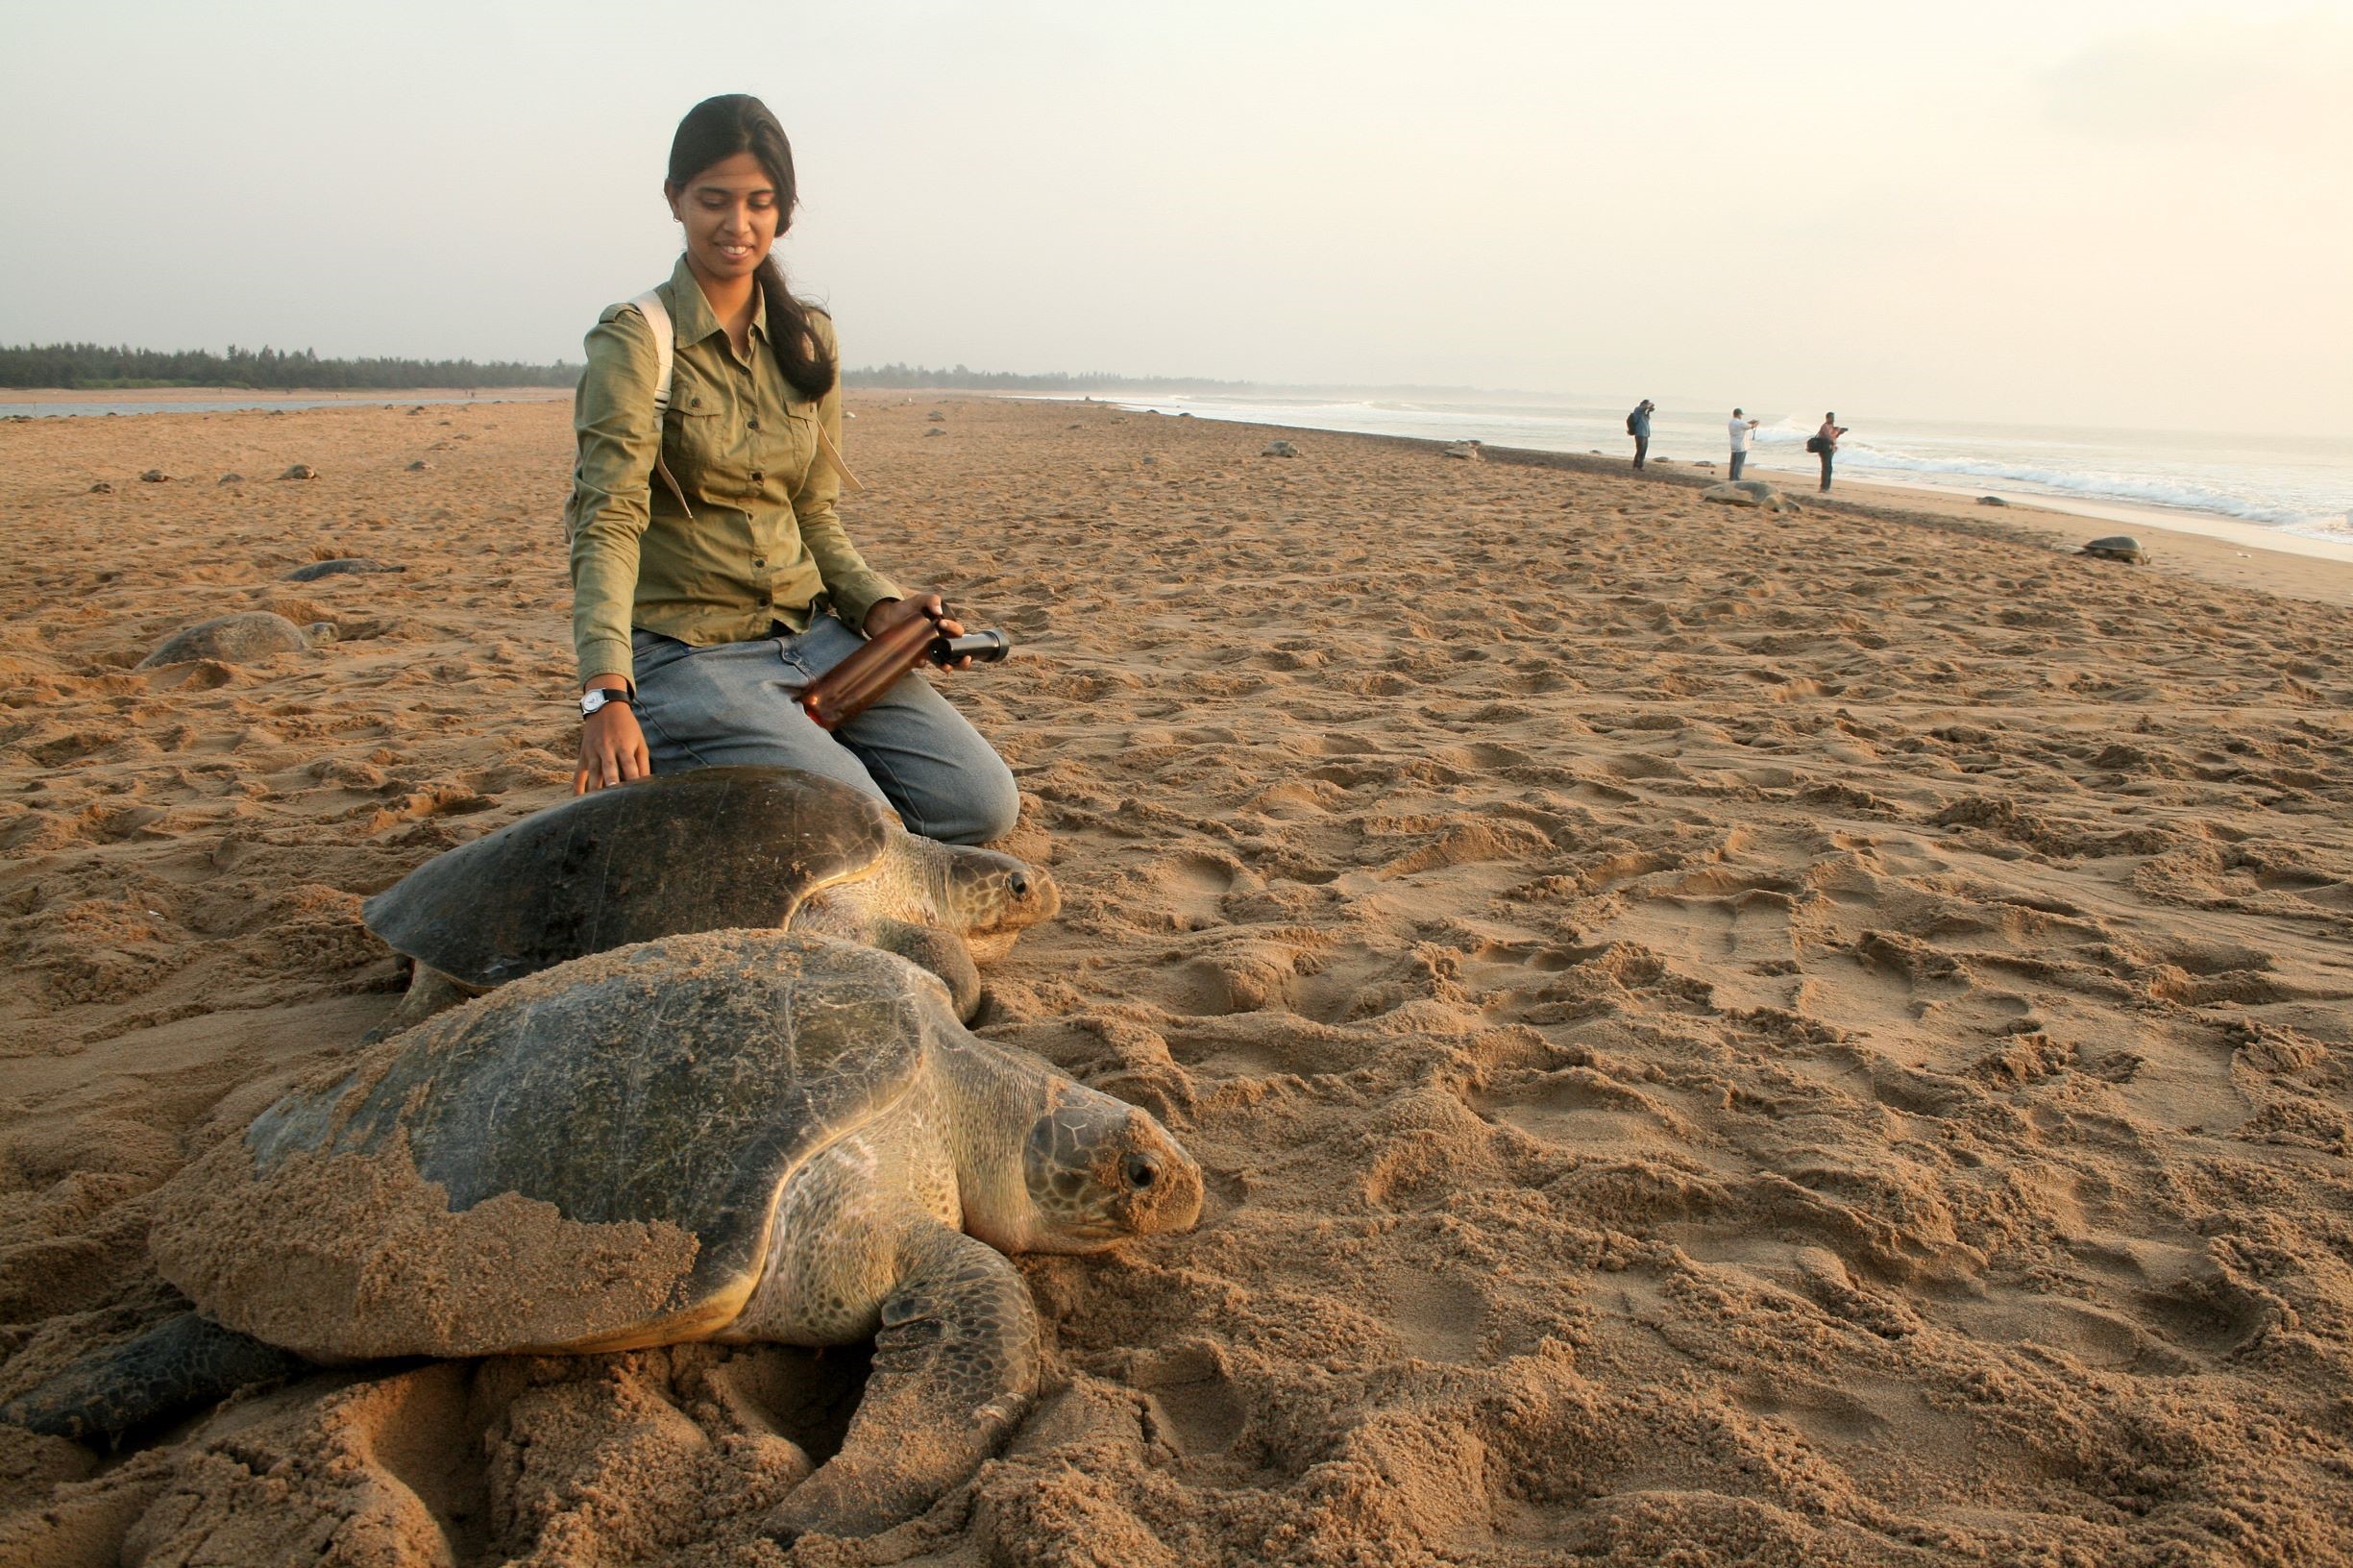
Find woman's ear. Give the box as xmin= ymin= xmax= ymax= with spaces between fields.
xmin=662 ymin=182 xmax=683 ymax=223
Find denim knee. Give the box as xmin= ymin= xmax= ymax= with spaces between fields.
xmin=944 ymin=755 xmax=1022 ymax=845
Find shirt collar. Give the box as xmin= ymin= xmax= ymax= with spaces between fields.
xmin=666 ymin=253 xmax=770 ymax=349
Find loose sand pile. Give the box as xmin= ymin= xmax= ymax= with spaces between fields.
xmin=1 ymin=395 xmax=2349 ymax=1565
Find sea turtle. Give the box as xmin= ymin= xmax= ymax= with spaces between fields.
xmin=1702 ymin=479 xmax=1796 ymax=513
xmin=1 ymin=929 xmax=1203 ymax=1543
xmin=285 ymin=556 xmax=405 ymax=581
xmin=2081 ymin=534 xmax=2144 ymax=563
xmin=136 ymin=611 xmax=327 ymax=668
xmin=361 ymin=764 xmax=1058 ymax=1034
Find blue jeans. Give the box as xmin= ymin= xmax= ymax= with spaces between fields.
xmin=629 ymin=616 xmax=1020 ymax=845
xmin=1728 ymin=451 xmax=1747 ymax=479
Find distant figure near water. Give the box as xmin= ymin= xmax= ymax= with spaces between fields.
xmin=1728 ymin=408 xmax=1759 ymax=480
xmin=1808 ymin=412 xmax=1850 ymax=493
xmin=1627 ymin=400 xmax=1655 ymax=470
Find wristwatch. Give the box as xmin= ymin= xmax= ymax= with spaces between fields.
xmin=580 ymin=688 xmax=633 ymax=720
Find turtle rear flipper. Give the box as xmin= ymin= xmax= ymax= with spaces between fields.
xmin=1 ymin=1311 xmax=308 ymax=1443
xmin=360 ymin=965 xmax=479 ymax=1045
xmin=763 ymin=1225 xmax=1040 ymax=1543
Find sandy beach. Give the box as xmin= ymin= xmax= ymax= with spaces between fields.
xmin=2 ymin=393 xmax=2349 ymax=1566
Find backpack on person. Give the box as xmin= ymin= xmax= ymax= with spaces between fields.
xmin=1804 ymin=434 xmax=1827 ymax=454
xmin=1626 ymin=410 xmax=1640 ymax=435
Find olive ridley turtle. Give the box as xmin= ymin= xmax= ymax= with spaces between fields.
xmin=1702 ymin=479 xmax=1797 ymax=513
xmin=136 ymin=611 xmax=331 ymax=668
xmin=362 ymin=764 xmax=1058 ymax=1034
xmin=285 ymin=556 xmax=405 ymax=582
xmin=1 ymin=929 xmax=1203 ymax=1542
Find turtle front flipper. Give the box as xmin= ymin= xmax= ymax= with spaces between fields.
xmin=870 ymin=919 xmax=982 ymax=1021
xmin=1 ymin=1311 xmax=309 ymax=1443
xmin=763 ymin=1225 xmax=1040 ymax=1544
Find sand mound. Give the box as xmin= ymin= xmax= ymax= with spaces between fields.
xmin=2 ymin=397 xmax=2350 ymax=1564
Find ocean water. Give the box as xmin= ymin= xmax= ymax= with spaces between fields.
xmin=1066 ymin=391 xmax=2353 ymax=547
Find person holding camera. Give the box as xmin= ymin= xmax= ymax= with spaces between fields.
xmin=1808 ymin=413 xmax=1850 ymax=493
xmin=1728 ymin=408 xmax=1760 ymax=480
xmin=565 ymin=94 xmax=1017 ymax=846
xmin=1627 ymin=399 xmax=1656 ymax=470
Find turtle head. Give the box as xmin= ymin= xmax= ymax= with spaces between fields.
xmin=1012 ymin=1086 xmax=1202 ymax=1252
xmin=939 ymin=847 xmax=1060 ymax=954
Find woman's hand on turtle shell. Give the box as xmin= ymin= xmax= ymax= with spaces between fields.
xmin=575 ymin=695 xmax=650 ymax=796
xmin=866 ymin=593 xmax=972 ymax=671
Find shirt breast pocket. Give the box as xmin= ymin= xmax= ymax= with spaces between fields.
xmin=663 ymin=404 xmax=735 ymax=485
xmin=780 ymin=397 xmax=824 ymax=489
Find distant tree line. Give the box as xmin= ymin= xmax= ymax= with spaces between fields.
xmin=0 ymin=342 xmax=581 ymax=391
xmin=845 ymin=362 xmax=1243 ymax=393
xmin=1 ymin=342 xmax=1239 ymax=396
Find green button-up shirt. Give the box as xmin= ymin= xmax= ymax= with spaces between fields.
xmin=564 ymin=256 xmax=900 ymax=686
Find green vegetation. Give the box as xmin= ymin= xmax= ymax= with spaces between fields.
xmin=3 ymin=343 xmax=1234 ymax=397
xmin=0 ymin=343 xmax=580 ymax=391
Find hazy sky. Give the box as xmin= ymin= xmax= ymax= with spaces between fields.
xmin=3 ymin=1 xmax=2346 ymax=433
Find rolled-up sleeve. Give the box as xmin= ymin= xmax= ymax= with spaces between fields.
xmin=565 ymin=306 xmax=661 ymax=686
xmin=790 ymin=315 xmax=900 ymax=634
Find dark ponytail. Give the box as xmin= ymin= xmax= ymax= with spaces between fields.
xmin=666 ymin=94 xmax=837 ymax=400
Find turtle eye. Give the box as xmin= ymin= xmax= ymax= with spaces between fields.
xmin=1123 ymin=1154 xmax=1158 ymax=1189
xmin=1009 ymin=871 xmax=1032 ymax=900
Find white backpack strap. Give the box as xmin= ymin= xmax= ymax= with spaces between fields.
xmin=625 ymin=289 xmax=691 ymax=519
xmin=813 ymin=418 xmax=865 ymax=494
xmin=628 ymin=290 xmax=674 ymax=414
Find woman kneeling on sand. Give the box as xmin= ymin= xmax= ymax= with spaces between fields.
xmin=565 ymin=93 xmax=1017 ymax=845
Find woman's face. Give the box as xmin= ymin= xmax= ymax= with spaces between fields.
xmin=667 ymin=151 xmax=782 ymax=283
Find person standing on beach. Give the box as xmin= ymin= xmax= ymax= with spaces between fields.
xmin=1812 ymin=412 xmax=1850 ymax=493
xmin=566 ymin=93 xmax=1017 ymax=845
xmin=1628 ymin=400 xmax=1655 ymax=470
xmin=1728 ymin=408 xmax=1759 ymax=480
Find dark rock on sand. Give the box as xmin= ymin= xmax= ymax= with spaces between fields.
xmin=138 ymin=470 xmax=168 ymax=483
xmin=137 ymin=612 xmax=319 ymax=669
xmin=285 ymin=558 xmax=406 ymax=583
xmin=1977 ymin=495 xmax=2009 ymax=507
